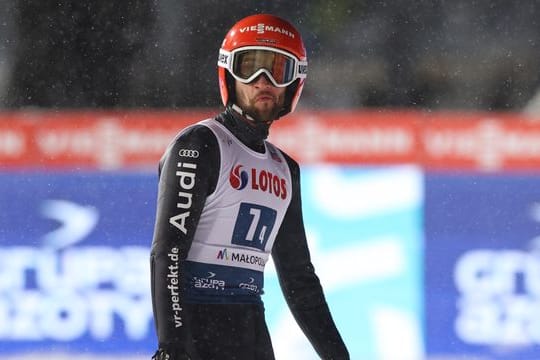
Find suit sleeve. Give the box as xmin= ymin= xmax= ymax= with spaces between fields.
xmin=272 ymin=153 xmax=350 ymax=360
xmin=150 ymin=124 xmax=219 ymax=354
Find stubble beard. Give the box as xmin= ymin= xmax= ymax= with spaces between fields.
xmin=245 ymin=95 xmax=284 ymax=124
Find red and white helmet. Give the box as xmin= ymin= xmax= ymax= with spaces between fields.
xmin=217 ymin=14 xmax=308 ymax=118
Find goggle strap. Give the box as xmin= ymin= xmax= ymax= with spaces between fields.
xmin=298 ymin=60 xmax=308 ymax=78
xmin=218 ymin=49 xmax=232 ymax=68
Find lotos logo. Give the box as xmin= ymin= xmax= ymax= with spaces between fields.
xmin=229 ymin=164 xmax=288 ymax=199
xmin=229 ymin=164 xmax=249 ymax=190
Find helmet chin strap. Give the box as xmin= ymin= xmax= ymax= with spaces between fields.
xmin=227 ymin=103 xmax=271 ymax=141
xmin=230 ymin=103 xmax=257 ymax=122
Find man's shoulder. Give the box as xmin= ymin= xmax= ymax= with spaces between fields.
xmin=173 ymin=119 xmax=217 ymax=142
xmin=159 ymin=119 xmax=220 ymax=168
xmin=266 ymin=141 xmax=299 ymax=171
xmin=162 ymin=119 xmax=220 ymax=158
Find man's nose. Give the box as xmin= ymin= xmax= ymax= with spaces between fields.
xmin=252 ymin=73 xmax=273 ymax=87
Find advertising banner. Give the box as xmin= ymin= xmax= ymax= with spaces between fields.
xmin=0 ymin=172 xmax=157 ymax=356
xmin=2 ymin=110 xmax=540 ymax=171
xmin=265 ymin=165 xmax=425 ymax=360
xmin=266 ymin=165 xmax=424 ymax=360
xmin=0 ymin=166 xmax=424 ymax=359
xmin=2 ymin=109 xmax=540 ymax=359
xmin=425 ymin=173 xmax=540 ymax=360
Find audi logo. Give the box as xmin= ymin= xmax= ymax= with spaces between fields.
xmin=178 ymin=149 xmax=200 ymax=158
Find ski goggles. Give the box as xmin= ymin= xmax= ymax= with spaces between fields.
xmin=218 ymin=46 xmax=307 ymax=87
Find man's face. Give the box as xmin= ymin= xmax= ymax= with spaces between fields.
xmin=234 ymin=74 xmax=286 ymax=124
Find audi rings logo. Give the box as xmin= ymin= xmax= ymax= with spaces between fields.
xmin=178 ymin=149 xmax=199 ymax=158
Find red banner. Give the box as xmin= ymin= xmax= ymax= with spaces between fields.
xmin=1 ymin=109 xmax=540 ymax=171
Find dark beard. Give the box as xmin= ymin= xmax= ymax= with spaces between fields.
xmin=243 ymin=100 xmax=282 ymax=123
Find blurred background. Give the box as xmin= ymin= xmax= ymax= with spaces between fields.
xmin=2 ymin=1 xmax=540 ymax=360
xmin=2 ymin=0 xmax=540 ymax=112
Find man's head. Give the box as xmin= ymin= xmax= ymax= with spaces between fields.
xmin=217 ymin=14 xmax=308 ymax=122
xmin=233 ymin=70 xmax=286 ymax=124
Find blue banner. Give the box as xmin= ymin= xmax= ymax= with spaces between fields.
xmin=0 ymin=172 xmax=157 ymax=355
xmin=425 ymin=173 xmax=540 ymax=360
xmin=0 ymin=166 xmax=425 ymax=359
xmin=264 ymin=165 xmax=425 ymax=359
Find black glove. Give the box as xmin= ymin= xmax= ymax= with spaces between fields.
xmin=151 ymin=346 xmax=201 ymax=360
xmin=151 ymin=349 xmax=170 ymax=360
xmin=152 ymin=348 xmax=187 ymax=360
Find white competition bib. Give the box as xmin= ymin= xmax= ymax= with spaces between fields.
xmin=187 ymin=119 xmax=292 ymax=273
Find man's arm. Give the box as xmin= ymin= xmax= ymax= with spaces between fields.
xmin=272 ymin=154 xmax=349 ymax=360
xmin=150 ymin=124 xmax=219 ymax=358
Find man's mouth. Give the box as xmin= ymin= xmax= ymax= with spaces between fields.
xmin=255 ymin=92 xmax=275 ymax=102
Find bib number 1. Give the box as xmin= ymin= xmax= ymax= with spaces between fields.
xmin=231 ymin=203 xmax=277 ymax=251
